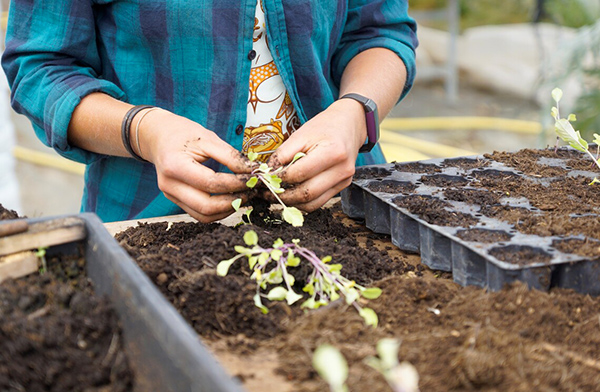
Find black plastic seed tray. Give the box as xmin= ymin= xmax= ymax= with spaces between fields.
xmin=341 ymin=149 xmax=600 ymax=294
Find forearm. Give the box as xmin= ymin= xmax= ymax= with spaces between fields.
xmin=339 ymin=47 xmax=407 ymax=119
xmin=67 ymin=92 xmax=134 ymax=158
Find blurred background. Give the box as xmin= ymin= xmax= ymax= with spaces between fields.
xmin=2 ymin=0 xmax=600 ymax=218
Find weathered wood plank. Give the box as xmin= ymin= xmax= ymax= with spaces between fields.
xmin=0 ymin=251 xmax=38 ymax=283
xmin=0 ymin=217 xmax=86 ymax=257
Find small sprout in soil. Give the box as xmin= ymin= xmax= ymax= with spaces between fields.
xmin=231 ymin=197 xmax=253 ymax=225
xmin=551 ymin=88 xmax=600 ymax=182
xmin=216 ymin=230 xmax=382 ymax=326
xmin=365 ymin=338 xmax=421 ymax=392
xmin=313 ymin=344 xmax=349 ymax=392
xmin=36 ymin=247 xmax=48 ymax=274
xmin=245 ymin=151 xmax=306 ymax=227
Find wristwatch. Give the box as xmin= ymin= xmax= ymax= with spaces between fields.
xmin=340 ymin=93 xmax=379 ymax=153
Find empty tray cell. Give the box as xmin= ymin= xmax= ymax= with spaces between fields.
xmin=487 ymin=262 xmax=552 ymax=292
xmin=441 ymin=157 xmax=491 ymax=170
xmin=341 ymin=185 xmax=365 ymax=219
xmin=471 ymin=169 xmax=521 ymax=182
xmin=393 ymin=195 xmax=479 ymax=228
xmin=394 ymin=161 xmax=442 ymax=174
xmin=366 ymin=179 xmax=416 ymax=194
xmin=455 ymin=228 xmax=513 ymax=243
xmin=488 ymin=245 xmax=553 ymax=266
xmin=419 ymin=174 xmax=469 ymax=188
xmin=390 ymin=208 xmax=421 ymax=253
xmin=364 ymin=192 xmax=391 ymax=234
xmin=451 ymin=241 xmax=487 ymax=287
xmin=552 ymin=237 xmax=600 ymax=259
xmin=354 ymin=166 xmax=392 ymax=181
xmin=419 ymin=225 xmax=452 ymax=271
xmin=443 ymin=188 xmax=503 ymax=207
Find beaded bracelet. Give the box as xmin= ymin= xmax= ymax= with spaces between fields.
xmin=121 ymin=105 xmax=154 ymax=162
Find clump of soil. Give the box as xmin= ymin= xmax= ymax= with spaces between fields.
xmin=0 ymin=251 xmax=133 ymax=391
xmin=0 ymin=203 xmax=21 ymax=220
xmin=419 ymin=174 xmax=469 ymax=188
xmin=443 ymin=188 xmax=502 ymax=206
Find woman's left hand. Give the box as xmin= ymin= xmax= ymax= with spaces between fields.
xmin=266 ymin=97 xmax=367 ymax=211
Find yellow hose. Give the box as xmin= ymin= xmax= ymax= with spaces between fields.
xmin=13 ymin=146 xmax=85 ymax=176
xmin=381 ymin=116 xmax=543 ymax=135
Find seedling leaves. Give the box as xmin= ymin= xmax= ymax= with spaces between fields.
xmin=267 ymin=286 xmax=287 ymax=301
xmin=243 ymin=230 xmax=258 ymax=246
xmin=216 ymin=257 xmax=237 ymax=276
xmin=253 ymin=293 xmax=269 ymax=314
xmin=282 ymin=206 xmax=304 ymax=227
xmin=246 ymin=176 xmax=259 ymax=188
xmin=361 ymin=287 xmax=383 ymax=299
xmin=231 ymin=198 xmax=242 ymax=211
xmin=313 ymin=344 xmax=348 ymax=392
xmin=359 ymin=307 xmax=379 ymax=327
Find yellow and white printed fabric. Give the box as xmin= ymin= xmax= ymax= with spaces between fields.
xmin=243 ymin=0 xmax=300 ymax=162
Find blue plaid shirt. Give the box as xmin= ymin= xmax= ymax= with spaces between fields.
xmin=2 ymin=0 xmax=417 ymax=222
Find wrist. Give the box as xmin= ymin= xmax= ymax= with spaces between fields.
xmin=338 ymin=93 xmax=379 ymax=153
xmin=330 ymin=98 xmax=368 ymax=148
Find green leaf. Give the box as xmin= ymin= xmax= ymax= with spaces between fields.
xmin=552 ymin=88 xmax=563 ymax=103
xmin=292 ymin=238 xmax=300 ymax=244
xmin=234 ymin=245 xmax=251 ymax=254
xmin=376 ymin=338 xmax=400 ymax=370
xmin=270 ymin=249 xmax=283 ymax=261
xmin=302 ymin=282 xmax=315 ymax=295
xmin=313 ymin=345 xmax=348 ymax=392
xmin=286 ymin=251 xmax=301 ymax=267
xmin=259 ymin=163 xmax=269 ymax=173
xmin=286 ymin=290 xmax=303 ymax=305
xmin=593 ymin=133 xmax=600 ymax=145
xmin=267 ymin=286 xmax=288 ymax=301
xmin=361 ymin=287 xmax=383 ymax=300
xmin=551 ymin=107 xmax=558 ymax=120
xmin=291 ymin=152 xmax=306 ymax=164
xmin=330 ymin=289 xmax=340 ymax=301
xmin=258 ymin=252 xmax=270 ymax=266
xmin=253 ymin=293 xmax=269 ymax=314
xmin=301 ymin=297 xmax=316 ymax=309
xmin=568 ymin=113 xmax=577 ymax=122
xmin=555 ymin=118 xmax=588 ymax=152
xmin=282 ymin=207 xmax=304 ymax=227
xmin=248 ymin=256 xmax=258 ymax=269
xmin=246 ymin=176 xmax=259 ymax=188
xmin=589 ymin=177 xmax=600 ymax=185
xmin=321 ymin=255 xmax=332 ymax=263
xmin=273 ymin=238 xmax=284 ymax=248
xmin=243 ymin=230 xmax=258 ymax=246
xmin=216 ymin=258 xmax=237 ymax=276
xmin=267 ymin=269 xmax=283 ymax=284
xmin=359 ymin=307 xmax=379 ymax=327
xmin=231 ymin=198 xmax=242 ymax=211
xmin=328 ymin=263 xmax=343 ymax=274
xmin=344 ymin=288 xmax=359 ymax=305
xmin=248 ymin=151 xmax=259 ymax=162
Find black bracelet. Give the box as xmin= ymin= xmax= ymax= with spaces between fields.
xmin=121 ymin=105 xmax=154 ymax=162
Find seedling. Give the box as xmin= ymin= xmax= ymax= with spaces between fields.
xmin=365 ymin=338 xmax=420 ymax=392
xmin=312 ymin=344 xmax=349 ymax=392
xmin=241 ymin=151 xmax=306 ymax=227
xmin=36 ymin=247 xmax=47 ymax=274
xmin=216 ymin=230 xmax=382 ymax=326
xmin=231 ymin=198 xmax=253 ymax=225
xmin=551 ymin=88 xmax=600 ymax=183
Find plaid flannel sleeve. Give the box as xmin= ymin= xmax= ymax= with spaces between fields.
xmin=2 ymin=1 xmax=126 ymax=164
xmin=331 ymin=0 xmax=418 ymax=102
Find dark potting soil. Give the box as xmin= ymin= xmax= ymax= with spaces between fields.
xmin=440 ymin=156 xmax=491 ymax=170
xmin=366 ymin=179 xmax=416 ymax=194
xmin=456 ymin=228 xmax=513 ymax=243
xmin=0 ymin=204 xmax=133 ymax=392
xmin=392 ymin=195 xmax=479 ymax=227
xmin=393 ymin=161 xmax=441 ymax=174
xmin=115 ymin=202 xmax=600 ymax=392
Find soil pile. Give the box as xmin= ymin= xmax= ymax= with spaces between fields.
xmin=116 ymin=203 xmax=600 ymax=392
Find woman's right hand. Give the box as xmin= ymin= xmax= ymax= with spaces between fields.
xmin=136 ymin=108 xmax=255 ymax=223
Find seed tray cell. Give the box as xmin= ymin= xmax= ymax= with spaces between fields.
xmin=342 ymin=150 xmax=600 ymax=294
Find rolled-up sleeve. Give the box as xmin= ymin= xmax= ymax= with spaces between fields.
xmin=2 ymin=1 xmax=126 ymax=164
xmin=331 ymin=0 xmax=418 ymax=101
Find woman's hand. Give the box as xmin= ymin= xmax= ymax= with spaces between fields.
xmin=266 ymin=98 xmax=366 ymax=211
xmin=137 ymin=109 xmax=255 ymax=222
